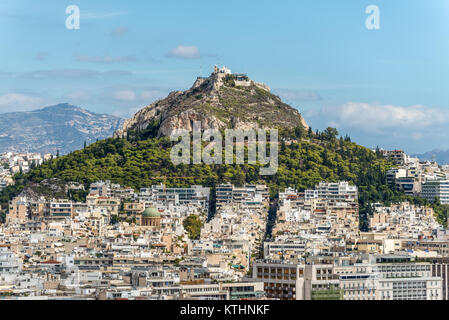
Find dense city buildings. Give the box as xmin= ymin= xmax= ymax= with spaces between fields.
xmin=2 ymin=149 xmax=449 ymax=300
xmin=0 ymin=152 xmax=52 ymax=191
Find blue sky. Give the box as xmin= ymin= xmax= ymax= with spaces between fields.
xmin=0 ymin=0 xmax=448 ymax=153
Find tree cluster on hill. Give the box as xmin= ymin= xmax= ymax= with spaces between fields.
xmin=1 ymin=125 xmax=447 ymax=229
xmin=183 ymin=214 xmax=203 ymax=240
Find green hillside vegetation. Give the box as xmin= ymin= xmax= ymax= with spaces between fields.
xmin=0 ymin=124 xmax=447 ymax=229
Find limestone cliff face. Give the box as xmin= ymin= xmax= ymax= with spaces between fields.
xmin=114 ymin=67 xmax=308 ymax=138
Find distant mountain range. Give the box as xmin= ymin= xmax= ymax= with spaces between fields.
xmin=0 ymin=103 xmax=123 ymax=155
xmin=412 ymin=149 xmax=449 ymax=165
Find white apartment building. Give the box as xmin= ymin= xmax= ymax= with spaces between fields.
xmin=251 ymin=260 xmax=306 ymax=300
xmin=49 ymin=201 xmax=73 ymax=218
xmin=386 ymin=168 xmax=407 ymax=184
xmin=0 ymin=180 xmax=7 ymax=191
xmin=254 ymin=255 xmax=442 ymax=300
xmin=151 ymin=281 xmax=265 ymax=300
xmin=216 ymin=184 xmax=269 ymax=208
xmin=314 ymin=181 xmax=358 ymax=201
xmin=421 ymin=180 xmax=449 ymax=204
xmin=381 ymin=149 xmax=408 ymax=166
xmin=337 ymin=256 xmax=442 ymax=300
xmin=0 ymin=246 xmax=22 ymax=275
xmin=263 ymin=240 xmax=307 ymax=259
xmin=138 ymin=185 xmax=210 ymax=211
xmin=252 ymin=260 xmax=342 ymax=300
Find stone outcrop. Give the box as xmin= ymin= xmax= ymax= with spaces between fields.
xmin=114 ymin=66 xmax=308 ymax=138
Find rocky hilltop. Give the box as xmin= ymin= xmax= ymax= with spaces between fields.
xmin=0 ymin=103 xmax=123 ymax=155
xmin=115 ymin=66 xmax=308 ymax=138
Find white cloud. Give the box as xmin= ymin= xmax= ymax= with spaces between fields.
xmin=166 ymin=45 xmax=200 ymax=59
xmin=338 ymin=102 xmax=449 ymax=129
xmin=304 ymin=102 xmax=449 ymax=153
xmin=112 ymin=90 xmax=136 ymax=101
xmin=0 ymin=93 xmax=47 ymax=112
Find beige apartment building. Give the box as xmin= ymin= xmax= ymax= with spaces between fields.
xmin=7 ymin=197 xmax=28 ymax=224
